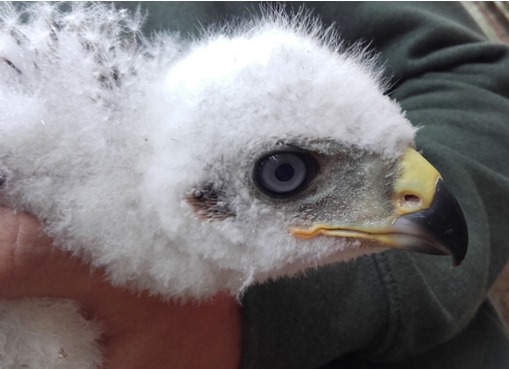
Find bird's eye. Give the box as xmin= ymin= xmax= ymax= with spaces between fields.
xmin=254 ymin=151 xmax=318 ymax=197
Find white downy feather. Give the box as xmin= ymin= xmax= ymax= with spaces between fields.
xmin=0 ymin=3 xmax=415 ymax=368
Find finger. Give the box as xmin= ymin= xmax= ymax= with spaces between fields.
xmin=0 ymin=208 xmax=104 ymax=299
xmin=0 ymin=207 xmax=51 ymax=285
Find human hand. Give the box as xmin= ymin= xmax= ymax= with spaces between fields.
xmin=0 ymin=207 xmax=242 ymax=369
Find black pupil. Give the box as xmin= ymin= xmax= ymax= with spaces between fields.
xmin=275 ymin=163 xmax=295 ymax=182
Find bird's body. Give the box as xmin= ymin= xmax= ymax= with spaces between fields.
xmin=0 ymin=3 xmax=467 ymax=368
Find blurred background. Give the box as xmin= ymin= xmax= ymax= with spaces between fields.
xmin=463 ymin=1 xmax=509 ymax=43
xmin=462 ymin=1 xmax=509 ymax=329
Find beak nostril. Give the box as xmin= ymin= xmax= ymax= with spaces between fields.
xmin=404 ymin=194 xmax=421 ymax=204
xmin=396 ymin=193 xmax=423 ymax=211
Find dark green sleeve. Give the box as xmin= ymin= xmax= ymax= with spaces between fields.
xmin=125 ymin=2 xmax=509 ymax=368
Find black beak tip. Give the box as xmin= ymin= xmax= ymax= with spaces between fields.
xmin=402 ymin=180 xmax=469 ymax=267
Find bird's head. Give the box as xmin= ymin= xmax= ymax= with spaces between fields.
xmin=142 ymin=23 xmax=468 ymax=295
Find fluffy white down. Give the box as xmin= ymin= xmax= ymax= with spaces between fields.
xmin=1 ymin=3 xmax=415 ymax=298
xmin=0 ymin=3 xmax=416 ymax=368
xmin=0 ymin=298 xmax=103 ymax=369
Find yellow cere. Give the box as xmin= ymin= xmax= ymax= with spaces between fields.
xmin=393 ymin=148 xmax=442 ymax=215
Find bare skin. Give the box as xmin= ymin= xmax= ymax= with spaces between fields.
xmin=0 ymin=207 xmax=242 ymax=369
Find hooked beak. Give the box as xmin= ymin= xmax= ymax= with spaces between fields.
xmin=290 ymin=148 xmax=468 ymax=266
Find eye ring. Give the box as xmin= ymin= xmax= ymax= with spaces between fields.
xmin=253 ymin=151 xmax=319 ymax=198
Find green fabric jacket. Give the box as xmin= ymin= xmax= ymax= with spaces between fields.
xmin=123 ymin=2 xmax=509 ymax=368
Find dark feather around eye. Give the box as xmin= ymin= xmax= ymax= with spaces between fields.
xmin=186 ymin=184 xmax=235 ymax=221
